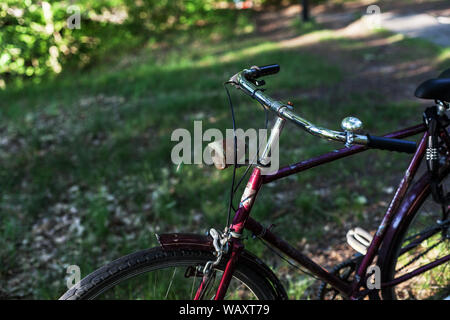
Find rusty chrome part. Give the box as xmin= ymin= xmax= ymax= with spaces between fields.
xmin=258 ymin=116 xmax=286 ymax=167
xmin=203 ymin=228 xmax=230 ymax=274
xmin=232 ymin=70 xmax=369 ymax=146
xmin=341 ymin=117 xmax=364 ymax=148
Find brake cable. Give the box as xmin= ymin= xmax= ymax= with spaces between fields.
xmin=223 ymin=82 xmax=238 ymax=229
xmin=223 ymin=82 xmax=270 ymax=225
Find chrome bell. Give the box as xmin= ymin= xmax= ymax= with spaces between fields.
xmin=341 ymin=116 xmax=363 ymax=133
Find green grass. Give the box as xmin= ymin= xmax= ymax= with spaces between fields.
xmin=1 ymin=6 xmax=449 ymax=299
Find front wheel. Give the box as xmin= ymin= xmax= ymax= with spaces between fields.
xmin=59 ymin=247 xmax=279 ymax=300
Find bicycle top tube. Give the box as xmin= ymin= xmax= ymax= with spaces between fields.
xmin=229 ymin=65 xmax=417 ymax=154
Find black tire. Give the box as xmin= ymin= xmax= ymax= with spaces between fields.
xmin=379 ymin=173 xmax=449 ymax=300
xmin=60 ymin=247 xmax=278 ymax=300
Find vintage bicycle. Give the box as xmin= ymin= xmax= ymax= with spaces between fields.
xmin=60 ymin=65 xmax=450 ymax=300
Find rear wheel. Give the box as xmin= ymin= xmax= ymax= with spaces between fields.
xmin=60 ymin=247 xmax=278 ymax=300
xmin=380 ymin=174 xmax=450 ymax=300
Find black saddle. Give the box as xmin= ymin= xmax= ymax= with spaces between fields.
xmin=415 ymin=68 xmax=450 ymax=102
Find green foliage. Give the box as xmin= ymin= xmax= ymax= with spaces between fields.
xmin=1 ymin=0 xmax=447 ymax=299
xmin=0 ymin=0 xmax=219 ymax=85
xmin=123 ymin=0 xmax=215 ymax=33
xmin=0 ymin=0 xmax=338 ymax=86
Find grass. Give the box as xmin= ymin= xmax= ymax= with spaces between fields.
xmin=1 ymin=5 xmax=449 ymax=299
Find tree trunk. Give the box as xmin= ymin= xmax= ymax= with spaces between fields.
xmin=302 ymin=0 xmax=309 ymax=22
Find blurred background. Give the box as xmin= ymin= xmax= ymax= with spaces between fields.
xmin=0 ymin=0 xmax=449 ymax=299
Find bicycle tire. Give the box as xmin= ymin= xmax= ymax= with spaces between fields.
xmin=59 ymin=246 xmax=279 ymax=300
xmin=379 ymin=171 xmax=449 ymax=300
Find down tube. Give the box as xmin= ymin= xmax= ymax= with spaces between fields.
xmin=245 ymin=217 xmax=352 ymax=296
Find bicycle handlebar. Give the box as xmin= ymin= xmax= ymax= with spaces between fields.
xmin=366 ymin=135 xmax=417 ymax=153
xmin=229 ymin=65 xmax=417 ymax=154
xmin=243 ymin=64 xmax=280 ymax=79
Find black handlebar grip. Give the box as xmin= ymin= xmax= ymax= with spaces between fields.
xmin=258 ymin=64 xmax=280 ymax=77
xmin=366 ymin=135 xmax=417 ymax=154
xmin=245 ymin=64 xmax=280 ymax=79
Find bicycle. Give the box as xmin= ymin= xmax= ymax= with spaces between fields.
xmin=60 ymin=64 xmax=450 ymax=300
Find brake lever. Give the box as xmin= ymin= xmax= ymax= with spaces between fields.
xmin=252 ymin=79 xmax=265 ymax=87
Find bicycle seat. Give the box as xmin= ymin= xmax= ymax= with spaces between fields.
xmin=414 ymin=77 xmax=450 ymax=102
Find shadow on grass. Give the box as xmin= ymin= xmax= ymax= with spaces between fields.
xmin=0 ymin=7 xmax=449 ymax=298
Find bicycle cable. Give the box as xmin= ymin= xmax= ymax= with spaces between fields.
xmin=223 ymin=82 xmax=238 ymax=230
xmin=223 ymin=82 xmax=271 ymax=226
xmin=257 ymin=236 xmax=321 ymax=280
xmin=232 ymin=100 xmax=269 ymax=195
xmin=224 ymin=83 xmax=320 ymax=281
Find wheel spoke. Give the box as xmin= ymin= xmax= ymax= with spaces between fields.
xmin=165 ymin=267 xmax=177 ymax=299
xmin=224 ymin=282 xmax=244 ymax=300
xmin=388 ymin=187 xmax=450 ymax=299
xmin=190 ymin=267 xmax=198 ymax=300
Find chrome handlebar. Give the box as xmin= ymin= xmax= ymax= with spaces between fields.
xmin=229 ymin=69 xmax=369 ymax=146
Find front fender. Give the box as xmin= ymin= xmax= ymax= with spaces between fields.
xmin=156 ymin=232 xmax=288 ymax=300
xmin=156 ymin=233 xmax=213 ymax=250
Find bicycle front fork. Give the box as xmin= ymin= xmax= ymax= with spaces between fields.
xmin=192 ymin=233 xmax=244 ymax=300
xmin=195 ymin=116 xmax=287 ymax=300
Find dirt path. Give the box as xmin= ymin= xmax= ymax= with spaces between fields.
xmin=315 ymin=0 xmax=450 ymax=46
xmin=254 ymin=1 xmax=449 ymax=106
xmin=251 ymin=1 xmax=449 ymax=296
xmin=380 ymin=12 xmax=450 ymax=47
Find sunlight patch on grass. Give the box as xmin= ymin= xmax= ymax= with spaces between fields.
xmin=197 ymin=41 xmax=279 ymax=66
xmin=437 ymin=48 xmax=450 ymax=66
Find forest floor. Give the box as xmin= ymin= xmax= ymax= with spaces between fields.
xmin=1 ymin=0 xmax=448 ymax=299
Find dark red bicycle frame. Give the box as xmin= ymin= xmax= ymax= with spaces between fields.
xmin=207 ymin=122 xmax=450 ymax=300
